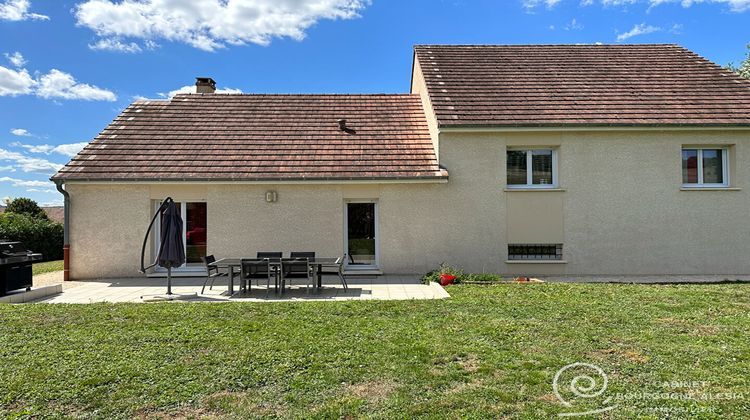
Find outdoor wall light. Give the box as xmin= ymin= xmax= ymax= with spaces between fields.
xmin=265 ymin=191 xmax=278 ymax=203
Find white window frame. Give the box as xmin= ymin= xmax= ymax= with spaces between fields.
xmin=682 ymin=148 xmax=729 ymax=188
xmin=506 ymin=148 xmax=558 ymax=189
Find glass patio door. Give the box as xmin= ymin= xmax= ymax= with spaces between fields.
xmin=154 ymin=200 xmax=207 ymax=271
xmin=345 ymin=201 xmax=379 ymax=269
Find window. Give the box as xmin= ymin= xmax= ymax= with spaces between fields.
xmin=508 ymin=244 xmax=563 ymax=261
xmin=507 ymin=149 xmax=557 ymax=188
xmin=682 ymin=148 xmax=728 ymax=187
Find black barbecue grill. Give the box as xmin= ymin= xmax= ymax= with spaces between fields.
xmin=0 ymin=240 xmax=42 ymax=296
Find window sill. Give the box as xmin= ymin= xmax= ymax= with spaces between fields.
xmin=680 ymin=187 xmax=741 ymax=192
xmin=505 ymin=260 xmax=567 ymax=264
xmin=504 ymin=188 xmax=566 ymax=192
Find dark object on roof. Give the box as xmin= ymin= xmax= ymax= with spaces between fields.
xmin=414 ymin=44 xmax=750 ymax=128
xmin=52 ymin=94 xmax=446 ymax=182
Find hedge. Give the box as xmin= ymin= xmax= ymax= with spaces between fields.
xmin=0 ymin=212 xmax=64 ymax=261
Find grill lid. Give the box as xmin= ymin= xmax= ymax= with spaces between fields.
xmin=0 ymin=240 xmax=29 ymax=256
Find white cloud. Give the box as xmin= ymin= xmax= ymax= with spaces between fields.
xmin=0 ymin=165 xmax=14 ymax=172
xmin=36 ymin=69 xmax=117 ymax=101
xmin=617 ymin=23 xmax=661 ymax=41
xmin=0 ymin=176 xmax=52 ymax=188
xmin=0 ymin=65 xmax=35 ymax=96
xmin=88 ymin=38 xmax=142 ymax=53
xmin=538 ymin=0 xmax=750 ymax=12
xmin=0 ymin=148 xmax=63 ymax=173
xmin=4 ymin=51 xmax=26 ymax=67
xmin=564 ymin=18 xmax=583 ymax=30
xmin=0 ymin=61 xmax=117 ymax=101
xmin=25 ymin=188 xmax=57 ymax=193
xmin=74 ymin=0 xmax=370 ymax=52
xmin=0 ymin=0 xmax=48 ymax=21
xmin=523 ymin=0 xmax=563 ymax=10
xmin=10 ymin=128 xmax=31 ymax=136
xmin=11 ymin=141 xmax=88 ymax=157
xmin=49 ymin=142 xmax=88 ymax=157
xmin=160 ymin=85 xmax=243 ymax=98
xmin=12 ymin=142 xmax=53 ymax=153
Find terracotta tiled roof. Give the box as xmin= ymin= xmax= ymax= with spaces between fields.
xmin=52 ymin=94 xmax=447 ymax=181
xmin=414 ymin=44 xmax=750 ymax=127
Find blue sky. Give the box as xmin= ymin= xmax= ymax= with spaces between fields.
xmin=1 ymin=0 xmax=748 ymax=206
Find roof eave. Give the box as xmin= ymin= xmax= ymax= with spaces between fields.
xmin=51 ymin=174 xmax=450 ymax=184
xmin=437 ymin=123 xmax=750 ymax=132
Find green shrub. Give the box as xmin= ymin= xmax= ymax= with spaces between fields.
xmin=0 ymin=212 xmax=63 ymax=261
xmin=422 ymin=263 xmax=504 ymax=284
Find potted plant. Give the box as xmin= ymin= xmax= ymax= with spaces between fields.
xmin=438 ymin=263 xmax=459 ymax=286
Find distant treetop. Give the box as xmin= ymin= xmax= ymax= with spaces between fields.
xmin=4 ymin=197 xmax=49 ymax=220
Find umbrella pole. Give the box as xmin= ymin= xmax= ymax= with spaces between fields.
xmin=167 ymin=266 xmax=172 ymax=295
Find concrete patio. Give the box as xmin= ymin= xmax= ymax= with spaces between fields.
xmin=34 ymin=274 xmax=449 ymax=303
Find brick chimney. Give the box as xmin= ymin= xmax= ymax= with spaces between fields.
xmin=195 ymin=77 xmax=216 ymax=94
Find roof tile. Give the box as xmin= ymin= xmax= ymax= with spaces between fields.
xmin=414 ymin=44 xmax=750 ymax=127
xmin=53 ymin=94 xmax=446 ymax=181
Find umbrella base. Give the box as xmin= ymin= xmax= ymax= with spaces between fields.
xmin=141 ymin=292 xmax=198 ymax=302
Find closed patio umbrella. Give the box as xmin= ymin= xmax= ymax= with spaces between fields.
xmin=157 ymin=199 xmax=185 ymax=294
xmin=140 ymin=197 xmax=195 ymax=301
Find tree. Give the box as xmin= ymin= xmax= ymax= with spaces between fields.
xmin=5 ymin=197 xmax=49 ymax=220
xmin=726 ymin=44 xmax=750 ymax=80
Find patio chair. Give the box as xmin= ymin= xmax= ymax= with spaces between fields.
xmin=254 ymin=252 xmax=282 ymax=286
xmin=201 ymin=255 xmax=228 ymax=294
xmin=241 ymin=258 xmax=278 ymax=298
xmin=318 ymin=254 xmax=348 ymax=291
xmin=283 ymin=252 xmax=315 ymax=290
xmin=280 ymin=257 xmax=314 ymax=294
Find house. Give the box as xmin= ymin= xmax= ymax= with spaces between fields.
xmin=51 ymin=44 xmax=750 ymax=280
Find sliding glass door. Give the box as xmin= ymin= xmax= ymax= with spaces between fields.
xmin=345 ymin=201 xmax=379 ymax=270
xmin=185 ymin=202 xmax=207 ymax=265
xmin=154 ymin=200 xmax=207 ymax=271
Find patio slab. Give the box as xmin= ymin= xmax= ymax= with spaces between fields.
xmin=33 ymin=275 xmax=449 ymax=304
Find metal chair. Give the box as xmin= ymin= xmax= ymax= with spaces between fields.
xmin=241 ymin=258 xmax=277 ymax=298
xmin=201 ymin=255 xmax=228 ymax=294
xmin=282 ymin=252 xmax=315 ymax=290
xmin=254 ymin=252 xmax=282 ymax=287
xmin=281 ymin=257 xmax=313 ymax=294
xmin=318 ymin=254 xmax=348 ymax=291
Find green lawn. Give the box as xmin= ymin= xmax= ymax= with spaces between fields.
xmin=1 ymin=284 xmax=748 ymax=418
xmin=32 ymin=259 xmax=64 ymax=276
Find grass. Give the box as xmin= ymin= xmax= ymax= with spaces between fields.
xmin=1 ymin=283 xmax=748 ymax=418
xmin=32 ymin=259 xmax=63 ymax=276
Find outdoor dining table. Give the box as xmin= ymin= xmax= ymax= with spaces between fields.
xmin=209 ymin=257 xmax=341 ymax=295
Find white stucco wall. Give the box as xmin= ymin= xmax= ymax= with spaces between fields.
xmin=65 ymin=129 xmax=750 ymax=279
xmin=66 ymin=184 xmax=151 ymax=279
xmin=436 ymin=130 xmax=750 ymax=275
